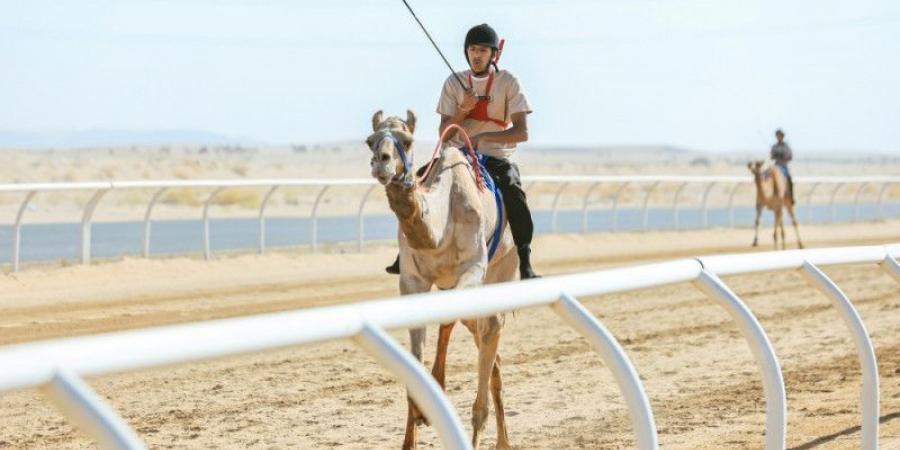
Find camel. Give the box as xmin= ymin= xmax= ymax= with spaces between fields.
xmin=748 ymin=160 xmax=803 ymax=249
xmin=366 ymin=109 xmax=520 ymax=450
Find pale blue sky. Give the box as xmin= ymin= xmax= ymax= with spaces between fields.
xmin=2 ymin=0 xmax=899 ymax=152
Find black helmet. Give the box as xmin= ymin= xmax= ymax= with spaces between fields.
xmin=464 ymin=24 xmax=500 ymax=71
xmin=465 ymin=23 xmax=499 ymax=52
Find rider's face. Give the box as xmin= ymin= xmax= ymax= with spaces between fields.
xmin=467 ymin=44 xmax=493 ymax=73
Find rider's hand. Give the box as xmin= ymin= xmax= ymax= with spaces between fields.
xmin=471 ymin=133 xmax=491 ymax=150
xmin=459 ymin=89 xmax=478 ymax=113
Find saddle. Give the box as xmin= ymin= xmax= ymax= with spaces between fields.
xmin=460 ymin=148 xmax=505 ymax=262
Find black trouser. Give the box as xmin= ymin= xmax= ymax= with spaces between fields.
xmin=482 ymin=156 xmax=534 ymax=248
xmin=415 ymin=155 xmax=534 ymax=247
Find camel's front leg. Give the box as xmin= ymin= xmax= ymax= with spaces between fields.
xmin=471 ymin=315 xmax=503 ymax=450
xmin=400 ymin=275 xmax=432 ymax=450
xmin=752 ymin=204 xmax=762 ymax=247
xmin=432 ymin=322 xmax=456 ymax=391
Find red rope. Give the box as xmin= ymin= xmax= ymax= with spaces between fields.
xmin=417 ymin=124 xmax=486 ymax=191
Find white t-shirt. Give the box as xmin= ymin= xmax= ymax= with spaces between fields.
xmin=436 ymin=69 xmax=532 ymax=159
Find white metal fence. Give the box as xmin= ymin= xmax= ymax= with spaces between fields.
xmin=2 ymin=175 xmax=898 ymax=271
xmin=0 ymin=244 xmax=898 ymax=449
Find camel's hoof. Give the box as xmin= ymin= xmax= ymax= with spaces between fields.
xmin=411 ymin=411 xmax=429 ymax=426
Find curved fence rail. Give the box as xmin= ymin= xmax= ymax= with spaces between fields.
xmin=0 ymin=244 xmax=898 ymax=449
xmin=2 ymin=175 xmax=899 ymax=271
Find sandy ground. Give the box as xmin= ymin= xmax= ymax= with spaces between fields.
xmin=1 ymin=221 xmax=899 ymax=449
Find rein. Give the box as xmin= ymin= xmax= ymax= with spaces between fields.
xmin=417 ymin=124 xmax=487 ymax=192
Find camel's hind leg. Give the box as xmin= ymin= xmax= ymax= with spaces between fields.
xmin=787 ymin=204 xmax=804 ymax=248
xmin=779 ymin=210 xmax=787 ymax=250
xmin=490 ymin=353 xmax=511 ymax=450
xmin=772 ymin=208 xmax=784 ymax=249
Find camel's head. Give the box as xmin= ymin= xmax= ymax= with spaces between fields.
xmin=366 ymin=110 xmax=417 ymax=186
xmin=747 ymin=160 xmax=765 ymax=175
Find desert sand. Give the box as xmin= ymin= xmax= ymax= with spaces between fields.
xmin=1 ymin=219 xmax=899 ymax=449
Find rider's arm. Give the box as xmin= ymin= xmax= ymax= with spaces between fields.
xmin=474 ymin=112 xmax=529 ymax=147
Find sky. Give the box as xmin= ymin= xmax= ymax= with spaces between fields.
xmin=2 ymin=0 xmax=899 ymax=153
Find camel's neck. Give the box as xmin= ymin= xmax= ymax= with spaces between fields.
xmin=753 ymin=172 xmax=767 ymax=199
xmin=386 ymin=183 xmax=440 ymax=250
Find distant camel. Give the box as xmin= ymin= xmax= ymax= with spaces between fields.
xmin=366 ymin=109 xmax=519 ymax=450
xmin=748 ymin=160 xmax=803 ymax=249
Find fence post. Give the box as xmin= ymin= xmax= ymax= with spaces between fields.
xmin=81 ymin=189 xmax=110 ymax=265
xmin=700 ymin=182 xmax=717 ymax=228
xmin=357 ymin=184 xmax=377 ymax=252
xmin=805 ymin=182 xmax=821 ymax=223
xmin=876 ymin=182 xmax=891 ymax=220
xmin=203 ymin=187 xmax=224 ymax=261
xmin=142 ymin=188 xmax=168 ymax=258
xmin=12 ymin=191 xmax=37 ymax=272
xmin=727 ymin=183 xmax=742 ymax=228
xmin=611 ymin=182 xmax=630 ymax=232
xmin=851 ymin=183 xmax=868 ymax=222
xmin=882 ymin=254 xmax=900 ymax=283
xmin=829 ymin=183 xmax=845 ymax=223
xmin=310 ymin=186 xmax=330 ymax=253
xmin=581 ymin=182 xmax=602 ymax=233
xmin=551 ymin=182 xmax=570 ymax=233
xmin=799 ymin=262 xmax=878 ymax=449
xmin=642 ymin=181 xmax=661 ymax=231
xmin=671 ymin=182 xmax=688 ymax=230
xmin=552 ymin=293 xmax=658 ymax=449
xmin=353 ymin=322 xmax=470 ymax=450
xmin=42 ymin=368 xmax=146 ymax=450
xmin=258 ymin=186 xmax=279 ymax=254
xmin=692 ymin=270 xmax=786 ymax=450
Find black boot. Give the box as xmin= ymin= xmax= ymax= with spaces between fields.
xmin=385 ymin=254 xmax=400 ymax=275
xmin=517 ymin=245 xmax=541 ymax=280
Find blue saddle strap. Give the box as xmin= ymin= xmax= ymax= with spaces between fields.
xmin=472 ymin=151 xmax=504 ymax=262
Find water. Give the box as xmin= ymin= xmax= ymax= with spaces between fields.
xmin=1 ymin=202 xmax=898 ymax=265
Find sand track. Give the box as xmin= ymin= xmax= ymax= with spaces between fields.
xmin=1 ymin=222 xmax=899 ymax=449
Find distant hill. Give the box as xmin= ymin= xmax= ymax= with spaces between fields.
xmin=0 ymin=129 xmax=256 ymax=149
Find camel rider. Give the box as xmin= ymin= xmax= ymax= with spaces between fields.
xmin=770 ymin=128 xmax=794 ymax=202
xmin=386 ymin=23 xmax=540 ymax=279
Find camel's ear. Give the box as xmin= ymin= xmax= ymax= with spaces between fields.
xmin=371 ymin=110 xmax=384 ymax=132
xmin=406 ymin=110 xmax=417 ymax=134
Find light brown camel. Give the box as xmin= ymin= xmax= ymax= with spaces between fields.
xmin=366 ymin=110 xmax=520 ymax=450
xmin=748 ymin=160 xmax=803 ymax=249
